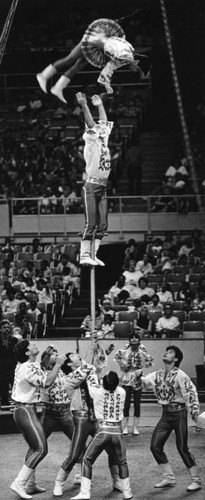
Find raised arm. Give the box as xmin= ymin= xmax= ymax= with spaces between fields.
xmin=91 ymin=94 xmax=107 ymax=121
xmin=75 ymin=92 xmax=95 ymax=128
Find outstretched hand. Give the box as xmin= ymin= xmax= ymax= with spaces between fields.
xmin=76 ymin=92 xmax=87 ymax=106
xmin=91 ymin=94 xmax=103 ymax=107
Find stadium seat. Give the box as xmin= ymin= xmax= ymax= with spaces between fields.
xmin=148 ymin=311 xmax=162 ymax=323
xmin=113 ymin=321 xmax=132 ymax=338
xmin=182 ymin=320 xmax=205 ymax=336
xmin=189 ymin=311 xmax=205 ymax=322
xmin=171 ymin=301 xmax=186 ymax=310
xmin=173 ymin=310 xmax=186 ymax=325
xmin=118 ymin=311 xmax=139 ymax=323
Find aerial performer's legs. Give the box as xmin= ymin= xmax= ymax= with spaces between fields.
xmin=37 ymin=18 xmax=150 ymax=102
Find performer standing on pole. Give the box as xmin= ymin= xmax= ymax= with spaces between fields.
xmin=75 ymin=92 xmax=113 ymax=267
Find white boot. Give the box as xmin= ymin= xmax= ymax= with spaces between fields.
xmin=110 ymin=465 xmax=123 ymax=492
xmin=26 ymin=470 xmax=46 ymax=494
xmin=70 ymin=476 xmax=91 ymax=499
xmin=133 ymin=416 xmax=140 ymax=435
xmin=51 ymin=75 xmax=70 ymax=103
xmin=74 ymin=462 xmax=82 ymax=485
xmin=187 ymin=466 xmax=201 ymax=491
xmin=80 ymin=240 xmax=97 ymax=266
xmin=121 ymin=477 xmax=133 ymax=499
xmin=154 ymin=463 xmax=176 ymax=488
xmin=94 ymin=239 xmax=105 ymax=266
xmin=123 ymin=417 xmax=129 ymax=435
xmin=36 ymin=64 xmax=56 ymax=93
xmin=10 ymin=464 xmax=33 ymax=499
xmin=53 ymin=467 xmax=69 ymax=497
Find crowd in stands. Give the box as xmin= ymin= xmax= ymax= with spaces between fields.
xmin=0 ymin=237 xmax=81 ymax=339
xmin=0 ymin=229 xmax=205 ymax=342
xmin=79 ymin=229 xmax=205 ymax=339
xmin=0 ymin=84 xmax=149 ymax=213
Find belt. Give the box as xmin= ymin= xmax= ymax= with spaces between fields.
xmin=86 ymin=177 xmax=107 ymax=186
xmin=72 ymin=409 xmax=89 ymax=418
xmin=14 ymin=402 xmax=38 ymax=408
xmin=44 ymin=403 xmax=71 ymax=411
xmin=164 ymin=403 xmax=186 ymax=412
xmin=98 ymin=420 xmax=122 ymax=427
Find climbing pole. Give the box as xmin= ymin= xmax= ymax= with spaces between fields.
xmin=0 ymin=0 xmax=19 ymax=64
xmin=159 ymin=0 xmax=202 ymax=211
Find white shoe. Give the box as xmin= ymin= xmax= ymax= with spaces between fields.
xmin=10 ymin=480 xmax=32 ymax=499
xmin=74 ymin=474 xmax=82 ymax=485
xmin=187 ymin=480 xmax=201 ymax=491
xmin=113 ymin=481 xmax=123 ymax=492
xmin=133 ymin=426 xmax=139 ymax=435
xmin=80 ymin=257 xmax=97 ymax=266
xmin=53 ymin=482 xmax=63 ymax=496
xmin=94 ymin=257 xmax=105 ymax=266
xmin=154 ymin=478 xmax=176 ymax=488
xmin=51 ymin=85 xmax=67 ymax=103
xmin=36 ymin=73 xmax=48 ymax=93
xmin=123 ymin=427 xmax=128 ymax=435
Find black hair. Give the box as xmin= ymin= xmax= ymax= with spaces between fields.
xmin=103 ymin=371 xmax=119 ymax=392
xmin=14 ymin=339 xmax=30 ymax=363
xmin=166 ymin=345 xmax=183 ymax=367
xmin=129 ymin=332 xmax=141 ymax=341
xmin=61 ymin=352 xmax=74 ymax=375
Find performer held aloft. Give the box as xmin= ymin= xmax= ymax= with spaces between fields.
xmin=37 ymin=18 xmax=150 ymax=102
xmin=10 ymin=340 xmax=65 ymax=500
xmin=141 ymin=345 xmax=201 ymax=492
xmin=75 ymin=92 xmax=113 ymax=267
xmin=70 ymin=370 xmax=133 ymax=500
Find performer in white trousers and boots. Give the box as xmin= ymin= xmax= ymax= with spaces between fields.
xmin=75 ymin=92 xmax=114 ymax=267
xmin=142 ymin=345 xmax=201 ymax=492
xmin=71 ymin=370 xmax=133 ymax=500
xmin=10 ymin=340 xmax=65 ymax=500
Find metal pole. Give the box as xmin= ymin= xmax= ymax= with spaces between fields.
xmin=90 ymin=239 xmax=96 ymax=334
xmin=0 ymin=0 xmax=19 ymax=65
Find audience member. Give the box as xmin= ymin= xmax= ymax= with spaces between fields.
xmin=0 ymin=319 xmax=18 ymax=408
xmin=135 ymin=253 xmax=153 ymax=276
xmin=155 ymin=304 xmax=181 ymax=338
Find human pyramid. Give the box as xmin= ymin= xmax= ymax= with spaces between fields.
xmin=9 ymin=17 xmax=203 ymax=500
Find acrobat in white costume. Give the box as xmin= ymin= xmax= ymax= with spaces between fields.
xmin=37 ymin=18 xmax=150 ymax=102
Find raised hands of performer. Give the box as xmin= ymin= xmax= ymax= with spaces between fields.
xmin=91 ymin=94 xmax=107 ymax=121
xmin=75 ymin=92 xmax=95 ymax=128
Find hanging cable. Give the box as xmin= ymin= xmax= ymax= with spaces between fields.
xmin=0 ymin=0 xmax=19 ymax=65
xmin=159 ymin=0 xmax=202 ymax=211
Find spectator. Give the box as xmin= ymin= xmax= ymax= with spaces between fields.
xmin=124 ymin=239 xmax=139 ymax=268
xmin=80 ymin=305 xmax=104 ymax=338
xmin=136 ymin=305 xmax=154 ymax=338
xmin=193 ymin=291 xmax=205 ymax=311
xmin=0 ymin=319 xmax=18 ymax=408
xmin=155 ymin=304 xmax=181 ymax=338
xmin=176 ymin=282 xmax=195 ymax=302
xmin=157 ymin=283 xmax=173 ymax=304
xmin=108 ymin=274 xmax=130 ymax=305
xmin=130 ymin=276 xmax=155 ymax=305
xmin=123 ymin=259 xmax=143 ymax=291
xmin=135 ymin=253 xmax=153 ymax=276
xmin=148 ymin=294 xmax=164 ymax=312
xmin=27 ymin=300 xmax=42 ymax=317
xmin=178 ymin=238 xmax=194 ymax=258
xmin=99 ymin=297 xmax=115 ymax=320
xmin=22 ymin=261 xmax=36 ymax=280
xmin=13 ymin=312 xmax=32 ymax=339
xmin=97 ymin=314 xmax=115 ymax=339
xmin=2 ymin=289 xmax=20 ymax=314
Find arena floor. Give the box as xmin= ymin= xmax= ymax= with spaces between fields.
xmin=1 ymin=404 xmax=204 ymax=500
